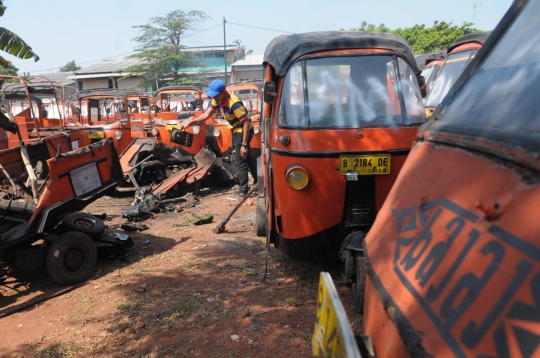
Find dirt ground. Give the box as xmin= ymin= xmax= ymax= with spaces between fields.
xmin=0 ymin=183 xmax=361 ymax=358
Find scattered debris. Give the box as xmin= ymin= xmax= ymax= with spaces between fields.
xmin=121 ymin=223 xmax=149 ymax=232
xmin=192 ymin=214 xmax=213 ymax=225
xmin=230 ymin=334 xmax=240 ymax=342
xmin=214 ymin=184 xmax=258 ymax=234
xmin=122 ymin=205 xmax=153 ymax=221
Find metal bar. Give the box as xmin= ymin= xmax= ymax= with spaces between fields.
xmin=223 ymin=17 xmax=228 ymax=84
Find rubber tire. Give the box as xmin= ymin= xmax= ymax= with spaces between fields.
xmin=351 ymin=252 xmax=367 ymax=313
xmin=62 ymin=212 xmax=105 ymax=240
xmin=46 ymin=231 xmax=97 ymax=285
xmin=255 ymin=197 xmax=266 ymax=237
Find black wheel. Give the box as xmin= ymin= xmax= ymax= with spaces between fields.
xmin=62 ymin=212 xmax=105 ymax=240
xmin=255 ymin=197 xmax=266 ymax=237
xmin=46 ymin=231 xmax=97 ymax=285
xmin=351 ymin=252 xmax=367 ymax=313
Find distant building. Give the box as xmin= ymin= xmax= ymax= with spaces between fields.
xmin=67 ymin=45 xmax=245 ymax=94
xmin=230 ymin=55 xmax=264 ymax=83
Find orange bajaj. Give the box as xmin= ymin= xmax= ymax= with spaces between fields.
xmin=360 ymin=0 xmax=540 ymax=356
xmin=258 ymin=32 xmax=426 ymax=263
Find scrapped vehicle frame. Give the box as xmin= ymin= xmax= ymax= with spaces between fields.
xmin=0 ymin=75 xmax=77 ymax=150
xmin=226 ymin=81 xmax=263 ymax=161
xmin=0 ymin=133 xmax=128 ymax=285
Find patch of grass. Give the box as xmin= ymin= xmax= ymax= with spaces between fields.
xmin=295 ymin=269 xmax=319 ymax=292
xmin=163 ymin=296 xmax=201 ymax=323
xmin=294 ymin=330 xmax=311 ymax=344
xmin=116 ymin=298 xmax=137 ymax=311
xmin=242 ymin=269 xmax=259 ymax=277
xmin=270 ymin=250 xmax=290 ymax=263
xmin=242 ymin=307 xmax=252 ymax=318
xmin=79 ymin=295 xmax=95 ymax=315
xmin=352 ymin=313 xmax=364 ymax=335
xmin=25 ymin=340 xmax=80 ymax=357
xmin=284 ymin=297 xmax=298 ymax=307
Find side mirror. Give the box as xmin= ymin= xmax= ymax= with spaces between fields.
xmin=263 ymin=81 xmax=277 ymax=104
xmin=417 ymin=75 xmax=427 ymax=98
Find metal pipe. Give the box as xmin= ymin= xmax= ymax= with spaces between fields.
xmin=0 ymin=163 xmax=18 ymax=197
xmin=223 ymin=17 xmax=228 ymax=84
xmin=20 ymin=147 xmax=39 ymax=204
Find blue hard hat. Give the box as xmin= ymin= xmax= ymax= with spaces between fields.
xmin=206 ymin=79 xmax=226 ymax=97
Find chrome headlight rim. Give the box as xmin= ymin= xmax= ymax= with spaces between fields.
xmin=114 ymin=131 xmax=122 ymax=140
xmin=213 ymin=128 xmax=221 ymax=137
xmin=253 ymin=125 xmax=260 ymax=134
xmin=151 ymin=127 xmax=159 ymax=136
xmin=192 ymin=125 xmax=201 ymax=135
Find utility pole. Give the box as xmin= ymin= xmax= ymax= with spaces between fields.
xmin=223 ymin=17 xmax=228 ymax=84
xmin=472 ymin=2 xmax=482 ymax=32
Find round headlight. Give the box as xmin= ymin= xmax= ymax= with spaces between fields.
xmin=192 ymin=125 xmax=200 ymax=135
xmin=214 ymin=129 xmax=221 ymax=137
xmin=114 ymin=131 xmax=122 ymax=140
xmin=253 ymin=126 xmax=260 ymax=134
xmin=151 ymin=127 xmax=159 ymax=136
xmin=285 ymin=165 xmax=309 ymax=190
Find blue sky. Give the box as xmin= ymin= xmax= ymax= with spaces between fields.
xmin=1 ymin=0 xmax=512 ymax=74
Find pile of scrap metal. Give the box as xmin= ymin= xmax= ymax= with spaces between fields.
xmin=117 ymin=136 xmax=216 ymax=215
xmin=0 ymin=111 xmax=132 ymax=284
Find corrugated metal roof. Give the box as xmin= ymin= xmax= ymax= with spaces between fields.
xmin=73 ymin=58 xmax=147 ymax=75
xmin=67 ymin=72 xmax=132 ymax=80
xmin=232 ymin=55 xmax=264 ymax=67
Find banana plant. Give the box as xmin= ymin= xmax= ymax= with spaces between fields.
xmin=0 ymin=1 xmax=39 ymax=68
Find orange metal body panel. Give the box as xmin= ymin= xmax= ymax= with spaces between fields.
xmin=250 ymin=114 xmax=262 ymax=149
xmin=208 ymin=118 xmax=234 ymax=154
xmin=76 ymin=127 xmax=132 ymax=154
xmin=363 ymin=275 xmax=410 ymax=358
xmin=364 ymin=140 xmax=540 ymax=357
xmin=228 ymin=83 xmax=263 ymax=150
xmin=28 ymin=139 xmax=119 ymax=227
xmin=151 ymin=124 xmax=206 ymax=156
xmin=0 ymin=129 xmax=8 ymax=150
xmin=269 ymin=128 xmax=417 ymax=239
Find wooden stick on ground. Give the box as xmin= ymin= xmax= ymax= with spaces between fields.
xmin=213 ymin=183 xmax=258 ymax=234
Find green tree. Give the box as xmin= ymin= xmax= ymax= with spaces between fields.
xmin=344 ymin=21 xmax=479 ymax=54
xmin=60 ymin=60 xmax=81 ymax=72
xmin=0 ymin=60 xmax=18 ymax=83
xmin=232 ymin=39 xmax=253 ymax=56
xmin=344 ymin=21 xmax=392 ymax=33
xmin=124 ymin=10 xmax=209 ymax=90
xmin=0 ymin=1 xmax=39 ymax=68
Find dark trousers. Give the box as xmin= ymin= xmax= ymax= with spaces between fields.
xmin=233 ymin=129 xmax=257 ymax=194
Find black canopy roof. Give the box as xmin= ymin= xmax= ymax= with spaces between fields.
xmin=447 ymin=31 xmax=492 ymax=53
xmin=415 ymin=51 xmax=446 ymax=70
xmin=155 ymin=85 xmax=201 ymax=96
xmin=75 ymin=89 xmax=149 ymax=100
xmin=263 ymin=31 xmax=420 ymax=76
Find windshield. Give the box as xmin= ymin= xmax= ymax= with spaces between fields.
xmin=437 ymin=0 xmax=540 ymax=134
xmin=421 ymin=63 xmax=442 ymax=101
xmin=424 ymin=50 xmax=476 ymax=108
xmin=277 ymin=55 xmax=425 ymax=128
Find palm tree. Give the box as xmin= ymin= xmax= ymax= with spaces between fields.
xmin=0 ymin=1 xmax=39 ymax=68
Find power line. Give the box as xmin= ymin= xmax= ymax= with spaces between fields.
xmin=180 ymin=23 xmax=221 ymax=39
xmin=226 ymin=21 xmax=294 ymax=34
xmin=25 ymin=23 xmax=223 ymax=74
